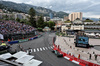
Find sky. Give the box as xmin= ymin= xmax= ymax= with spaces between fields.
xmin=3 ymin=0 xmax=100 ymax=18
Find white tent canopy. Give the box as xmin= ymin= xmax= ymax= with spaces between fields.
xmin=15 ymin=54 xmax=34 ymax=64
xmin=96 ymin=33 xmax=100 ymax=36
xmin=0 ymin=53 xmax=12 ymax=59
xmin=23 ymin=59 xmax=42 ymax=66
xmin=0 ymin=51 xmax=42 ymax=66
xmin=88 ymin=33 xmax=95 ymax=36
xmin=12 ymin=51 xmax=27 ymax=59
xmin=85 ymin=33 xmax=89 ymax=35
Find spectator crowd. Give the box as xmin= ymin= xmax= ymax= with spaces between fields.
xmin=0 ymin=21 xmax=35 ymax=35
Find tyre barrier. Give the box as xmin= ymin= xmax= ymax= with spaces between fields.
xmin=52 ymin=37 xmax=100 ymax=66
xmin=8 ymin=34 xmax=43 ymax=44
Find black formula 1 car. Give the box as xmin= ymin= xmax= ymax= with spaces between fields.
xmin=52 ymin=50 xmax=63 ymax=57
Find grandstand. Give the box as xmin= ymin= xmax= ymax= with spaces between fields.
xmin=0 ymin=20 xmax=36 ymax=41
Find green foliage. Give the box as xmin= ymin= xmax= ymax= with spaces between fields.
xmin=37 ymin=16 xmax=44 ymax=28
xmin=0 ymin=3 xmax=24 ymax=13
xmin=28 ymin=8 xmax=36 ymax=27
xmin=64 ymin=19 xmax=71 ymax=23
xmin=16 ymin=18 xmax=30 ymax=25
xmin=37 ymin=20 xmax=55 ymax=30
xmin=56 ymin=32 xmax=59 ymax=36
xmin=16 ymin=18 xmax=20 ymax=22
xmin=56 ymin=11 xmax=69 ymax=18
xmin=29 ymin=8 xmax=35 ymax=17
xmin=2 ymin=15 xmax=9 ymax=20
xmin=37 ymin=28 xmax=43 ymax=31
xmin=56 ymin=32 xmax=66 ymax=36
xmin=0 ymin=1 xmax=69 ymax=18
xmin=84 ymin=18 xmax=93 ymax=22
xmin=9 ymin=17 xmax=14 ymax=20
xmin=48 ymin=21 xmax=55 ymax=30
xmin=44 ymin=22 xmax=49 ymax=27
xmin=64 ymin=21 xmax=71 ymax=23
xmin=20 ymin=19 xmax=26 ymax=23
xmin=29 ymin=17 xmax=36 ymax=27
xmin=25 ymin=21 xmax=31 ymax=25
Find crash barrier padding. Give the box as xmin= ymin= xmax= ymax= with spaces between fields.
xmin=19 ymin=39 xmax=29 ymax=43
xmin=38 ymin=35 xmax=42 ymax=38
xmin=8 ymin=41 xmax=19 ymax=44
xmin=52 ymin=37 xmax=100 ymax=66
xmin=30 ymin=36 xmax=38 ymax=40
xmin=8 ymin=34 xmax=43 ymax=44
xmin=37 ymin=35 xmax=41 ymax=38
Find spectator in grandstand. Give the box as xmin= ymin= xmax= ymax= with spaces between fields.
xmin=0 ymin=21 xmax=35 ymax=35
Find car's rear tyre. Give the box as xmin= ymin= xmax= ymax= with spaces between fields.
xmin=57 ymin=54 xmax=63 ymax=57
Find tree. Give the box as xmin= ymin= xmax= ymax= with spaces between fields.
xmin=5 ymin=15 xmax=9 ymax=20
xmin=28 ymin=8 xmax=36 ymax=27
xmin=48 ymin=21 xmax=55 ymax=30
xmin=10 ymin=16 xmax=14 ymax=20
xmin=44 ymin=22 xmax=48 ymax=27
xmin=84 ymin=18 xmax=93 ymax=22
xmin=16 ymin=18 xmax=20 ymax=22
xmin=37 ymin=16 xmax=44 ymax=28
xmin=64 ymin=19 xmax=71 ymax=23
xmin=3 ymin=15 xmax=9 ymax=20
xmin=20 ymin=19 xmax=26 ymax=23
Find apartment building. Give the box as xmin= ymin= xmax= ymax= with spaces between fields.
xmin=69 ymin=12 xmax=82 ymax=21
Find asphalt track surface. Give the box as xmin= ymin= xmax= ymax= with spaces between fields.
xmin=12 ymin=32 xmax=80 ymax=66
xmin=94 ymin=45 xmax=100 ymax=51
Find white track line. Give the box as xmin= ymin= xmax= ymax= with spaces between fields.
xmin=51 ymin=46 xmax=53 ymax=49
xmin=45 ymin=47 xmax=48 ymax=50
xmin=43 ymin=47 xmax=45 ymax=50
xmin=48 ymin=47 xmax=50 ymax=49
xmin=34 ymin=49 xmax=36 ymax=52
xmin=40 ymin=48 xmax=42 ymax=51
xmin=37 ymin=48 xmax=39 ymax=52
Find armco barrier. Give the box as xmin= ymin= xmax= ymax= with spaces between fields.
xmin=8 ymin=41 xmax=19 ymax=44
xmin=52 ymin=37 xmax=100 ymax=66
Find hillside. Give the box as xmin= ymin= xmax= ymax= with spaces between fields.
xmin=0 ymin=1 xmax=69 ymax=18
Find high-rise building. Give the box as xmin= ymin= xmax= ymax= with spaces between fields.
xmin=49 ymin=13 xmax=54 ymax=19
xmin=69 ymin=12 xmax=82 ymax=21
xmin=44 ymin=17 xmax=50 ymax=22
